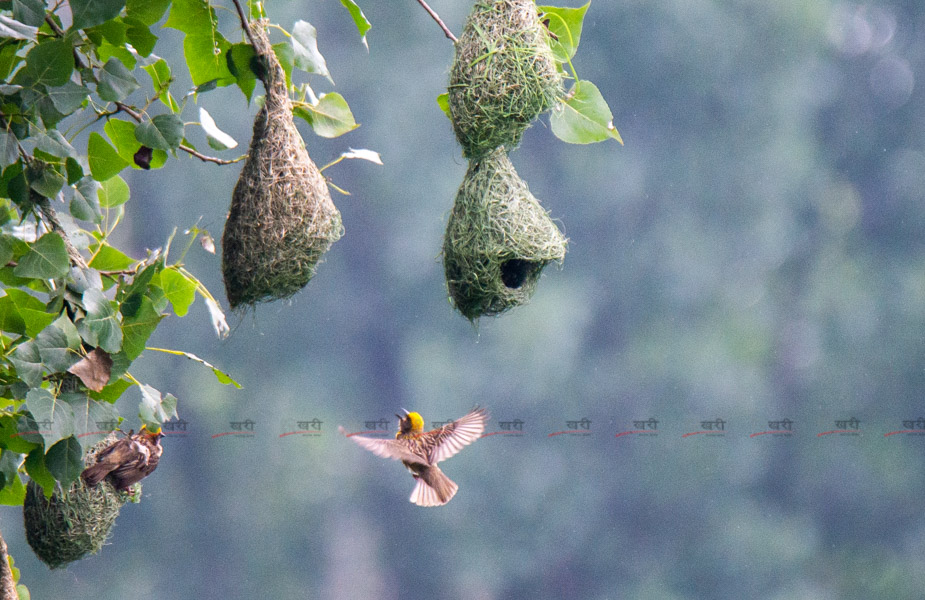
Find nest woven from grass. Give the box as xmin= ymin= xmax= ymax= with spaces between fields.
xmin=222 ymin=20 xmax=343 ymax=309
xmin=23 ymin=434 xmax=137 ymax=569
xmin=448 ymin=0 xmax=562 ymax=159
xmin=443 ymin=148 xmax=567 ymax=320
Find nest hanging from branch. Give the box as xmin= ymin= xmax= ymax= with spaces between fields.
xmin=222 ymin=20 xmax=343 ymax=309
xmin=448 ymin=0 xmax=562 ymax=159
xmin=443 ymin=148 xmax=567 ymax=320
xmin=23 ymin=434 xmax=138 ymax=569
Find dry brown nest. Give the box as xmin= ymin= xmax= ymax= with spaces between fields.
xmin=448 ymin=0 xmax=562 ymax=159
xmin=222 ymin=20 xmax=343 ymax=309
xmin=443 ymin=148 xmax=567 ymax=320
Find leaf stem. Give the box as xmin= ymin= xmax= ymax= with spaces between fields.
xmin=415 ymin=0 xmax=457 ymax=43
xmin=231 ymin=0 xmax=259 ymax=48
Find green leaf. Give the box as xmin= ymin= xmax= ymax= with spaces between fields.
xmin=0 ymin=289 xmax=57 ymax=337
xmin=143 ymin=57 xmax=180 ymax=112
xmin=96 ymin=39 xmax=136 ymax=70
xmin=70 ymin=0 xmax=127 ymax=31
xmin=24 ymin=447 xmax=54 ymax=497
xmin=126 ymin=0 xmax=171 ymax=25
xmin=8 ymin=340 xmax=42 ymax=387
xmin=71 ymin=177 xmax=102 ymax=222
xmin=46 ymin=80 xmax=88 ymax=115
xmin=68 ymin=393 xmax=119 ymax=449
xmin=135 ymin=113 xmax=184 ymax=151
xmin=19 ymin=38 xmax=74 ymax=88
xmin=14 ymin=233 xmax=69 ymax=280
xmin=0 ymin=14 xmax=38 ymax=41
xmin=120 ymin=295 xmax=163 ymax=360
xmin=88 ymin=132 xmax=129 ymax=181
xmin=34 ymin=129 xmax=78 ymax=161
xmin=0 ymin=293 xmax=26 ymax=335
xmin=295 ymin=93 xmax=358 ymax=138
xmin=97 ymin=174 xmax=130 ymax=207
xmin=123 ymin=17 xmax=158 ymax=57
xmin=26 ymin=162 xmax=66 ymax=199
xmin=156 ymin=268 xmax=196 ymax=317
xmin=104 ymin=119 xmax=167 ymax=169
xmin=77 ymin=288 xmax=123 ymax=353
xmin=183 ymin=32 xmax=234 ymax=87
xmin=339 ymin=0 xmax=371 ymax=48
xmin=138 ymin=383 xmax=177 ymax=426
xmin=227 ymin=43 xmax=257 ymax=101
xmin=0 ymin=469 xmax=26 ymax=505
xmin=537 ymin=3 xmax=589 ymax=62
xmin=291 ymin=20 xmax=332 ymax=83
xmin=550 ymin=81 xmax=623 ymax=145
xmin=0 ymin=131 xmax=20 ymax=169
xmin=97 ymin=58 xmax=140 ymax=102
xmin=436 ymin=92 xmax=450 ymax=119
xmin=36 ymin=321 xmax=80 ymax=373
xmin=88 ymin=242 xmax=135 ymax=271
xmin=25 ymin=388 xmax=75 ymax=449
xmin=89 ymin=377 xmax=132 ymax=403
xmin=45 ymin=436 xmax=83 ymax=486
xmin=12 ymin=0 xmax=45 ymax=28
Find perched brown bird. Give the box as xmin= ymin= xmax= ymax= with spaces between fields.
xmin=340 ymin=407 xmax=488 ymax=507
xmin=81 ymin=425 xmax=165 ymax=492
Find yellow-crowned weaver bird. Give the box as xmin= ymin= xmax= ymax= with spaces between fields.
xmin=81 ymin=425 xmax=165 ymax=492
xmin=339 ymin=407 xmax=488 ymax=506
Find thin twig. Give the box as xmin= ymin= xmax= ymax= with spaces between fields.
xmin=231 ymin=0 xmax=258 ymax=48
xmin=179 ymin=144 xmax=244 ymax=165
xmin=416 ymin=0 xmax=457 ymax=42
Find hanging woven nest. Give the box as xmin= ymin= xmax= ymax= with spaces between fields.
xmin=23 ymin=434 xmax=138 ymax=569
xmin=443 ymin=148 xmax=567 ymax=320
xmin=222 ymin=20 xmax=343 ymax=309
xmin=448 ymin=0 xmax=562 ymax=159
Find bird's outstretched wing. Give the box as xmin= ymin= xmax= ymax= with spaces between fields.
xmin=426 ymin=406 xmax=489 ymax=464
xmin=338 ymin=427 xmax=428 ymax=465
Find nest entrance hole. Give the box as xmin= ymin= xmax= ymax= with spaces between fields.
xmin=500 ymin=258 xmax=537 ymax=289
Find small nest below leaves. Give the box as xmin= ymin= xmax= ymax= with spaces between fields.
xmin=443 ymin=148 xmax=567 ymax=320
xmin=448 ymin=0 xmax=562 ymax=159
xmin=222 ymin=21 xmax=343 ymax=309
xmin=23 ymin=434 xmax=138 ymax=569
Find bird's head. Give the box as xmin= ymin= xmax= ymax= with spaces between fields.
xmin=140 ymin=424 xmax=165 ymax=443
xmin=395 ymin=409 xmax=425 ymax=435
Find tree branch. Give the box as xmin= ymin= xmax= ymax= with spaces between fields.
xmin=231 ymin=0 xmax=259 ymax=48
xmin=34 ymin=194 xmax=89 ymax=269
xmin=0 ymin=527 xmax=20 ymax=600
xmin=416 ymin=0 xmax=458 ymax=43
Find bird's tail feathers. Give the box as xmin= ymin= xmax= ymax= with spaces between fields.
xmin=409 ymin=466 xmax=458 ymax=507
xmin=81 ymin=463 xmax=113 ymax=487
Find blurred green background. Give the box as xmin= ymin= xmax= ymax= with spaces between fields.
xmin=8 ymin=0 xmax=925 ymax=597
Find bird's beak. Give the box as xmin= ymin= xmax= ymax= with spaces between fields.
xmin=400 ymin=408 xmax=410 ymax=416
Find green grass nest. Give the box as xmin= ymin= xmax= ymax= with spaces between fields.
xmin=23 ymin=434 xmax=139 ymax=569
xmin=448 ymin=0 xmax=562 ymax=159
xmin=222 ymin=21 xmax=343 ymax=309
xmin=443 ymin=148 xmax=567 ymax=320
